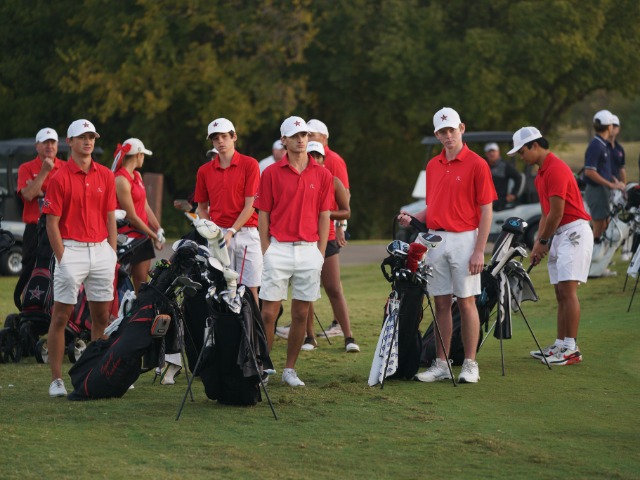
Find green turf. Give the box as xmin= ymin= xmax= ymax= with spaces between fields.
xmin=0 ymin=251 xmax=638 ymax=479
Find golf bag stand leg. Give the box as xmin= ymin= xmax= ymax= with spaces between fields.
xmin=498 ymin=313 xmax=505 ymax=376
xmin=180 ymin=346 xmax=194 ymax=402
xmin=628 ymin=274 xmax=640 ymax=312
xmin=477 ymin=315 xmax=497 ymax=352
xmin=176 ymin=322 xmax=214 ymax=421
xmin=424 ymin=292 xmax=457 ymax=387
xmin=239 ymin=320 xmax=278 ymax=421
xmin=512 ymin=296 xmax=552 ymax=370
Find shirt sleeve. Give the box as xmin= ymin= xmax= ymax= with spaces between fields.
xmin=475 ymin=161 xmax=498 ymax=205
xmin=244 ymin=158 xmax=261 ymax=197
xmin=584 ymin=142 xmax=601 ymax=171
xmin=42 ymin=175 xmax=63 ymax=216
xmin=106 ymin=170 xmax=117 ymax=211
xmin=17 ymin=162 xmax=33 ymax=195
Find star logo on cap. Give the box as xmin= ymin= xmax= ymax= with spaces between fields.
xmin=441 ymin=115 xmax=448 ymax=121
xmin=46 ymin=130 xmax=51 ymax=134
xmin=83 ymin=122 xmax=89 ymax=128
xmin=29 ymin=285 xmax=44 ymax=300
xmin=294 ymin=121 xmax=301 ymax=126
xmin=213 ymin=122 xmax=218 ymax=127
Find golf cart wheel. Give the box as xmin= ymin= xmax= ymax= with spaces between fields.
xmin=0 ymin=327 xmax=22 ymax=363
xmin=0 ymin=245 xmax=22 ymax=276
xmin=4 ymin=313 xmax=19 ymax=329
xmin=67 ymin=339 xmax=87 ymax=363
xmin=35 ymin=338 xmax=49 ymax=364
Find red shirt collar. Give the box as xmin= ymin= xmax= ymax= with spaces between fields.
xmin=212 ymin=151 xmax=239 ymax=169
xmin=437 ymin=143 xmax=473 ymax=164
xmin=68 ymin=158 xmax=97 ymax=174
xmin=538 ymin=152 xmax=555 ymax=174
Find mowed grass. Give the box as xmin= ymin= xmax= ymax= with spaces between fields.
xmin=0 ymin=249 xmax=639 ymax=480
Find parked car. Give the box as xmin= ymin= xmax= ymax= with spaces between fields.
xmin=0 ymin=138 xmax=102 ymax=275
xmin=397 ymin=131 xmax=542 ymax=249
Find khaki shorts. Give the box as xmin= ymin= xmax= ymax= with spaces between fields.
xmin=225 ymin=227 xmax=263 ymax=288
xmin=259 ymin=238 xmax=324 ymax=302
xmin=54 ymin=240 xmax=117 ymax=304
xmin=425 ymin=230 xmax=481 ymax=298
xmin=548 ymin=220 xmax=593 ymax=284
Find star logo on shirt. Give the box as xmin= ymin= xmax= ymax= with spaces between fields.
xmin=97 ymin=187 xmax=103 ymax=193
xmin=29 ymin=285 xmax=44 ymax=300
xmin=441 ymin=114 xmax=448 ymax=121
xmin=42 ymin=198 xmax=51 ymax=209
xmin=310 ymin=184 xmax=315 ymax=189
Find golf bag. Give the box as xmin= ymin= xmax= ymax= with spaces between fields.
xmin=68 ymin=240 xmax=204 ymax=400
xmin=198 ymin=293 xmax=272 ymax=406
xmin=590 ymin=189 xmax=632 ymax=277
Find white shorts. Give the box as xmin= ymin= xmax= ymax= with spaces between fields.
xmin=224 ymin=227 xmax=263 ymax=288
xmin=425 ymin=230 xmax=481 ymax=298
xmin=54 ymin=240 xmax=117 ymax=304
xmin=259 ymin=238 xmax=324 ymax=302
xmin=548 ymin=220 xmax=593 ymax=284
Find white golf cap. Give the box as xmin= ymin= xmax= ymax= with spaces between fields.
xmin=35 ymin=128 xmax=58 ymax=143
xmin=307 ymin=119 xmax=329 ymax=137
xmin=207 ymin=118 xmax=235 ymax=138
xmin=611 ymin=114 xmax=620 ymax=126
xmin=307 ymin=141 xmax=325 ymax=156
xmin=123 ymin=138 xmax=152 ymax=156
xmin=507 ymin=126 xmax=543 ymax=156
xmin=593 ymin=109 xmax=614 ymax=126
xmin=484 ymin=142 xmax=499 ymax=152
xmin=280 ymin=116 xmax=309 ymax=137
xmin=433 ymin=107 xmax=462 ymax=133
xmin=67 ymin=119 xmax=100 ymax=138
xmin=272 ymin=139 xmax=284 ymax=150
xmin=207 ymin=147 xmax=219 ymax=156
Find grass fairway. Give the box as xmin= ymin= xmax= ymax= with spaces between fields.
xmin=0 ymin=251 xmax=639 ymax=479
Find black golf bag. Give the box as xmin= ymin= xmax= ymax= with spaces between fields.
xmin=198 ymin=293 xmax=273 ymax=406
xmin=68 ymin=241 xmax=203 ymax=400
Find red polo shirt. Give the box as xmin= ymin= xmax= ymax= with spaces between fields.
xmin=115 ymin=168 xmax=149 ymax=238
xmin=535 ymin=152 xmax=591 ymax=226
xmin=254 ymin=154 xmax=334 ymax=242
xmin=194 ymin=151 xmax=260 ymax=228
xmin=425 ymin=144 xmax=497 ymax=232
xmin=17 ymin=156 xmax=64 ymax=224
xmin=42 ymin=159 xmax=117 ymax=242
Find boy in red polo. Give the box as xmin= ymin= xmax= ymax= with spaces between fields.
xmin=508 ymin=127 xmax=593 ymax=365
xmin=399 ymin=107 xmax=496 ymax=384
xmin=255 ymin=116 xmax=334 ymax=387
xmin=15 ymin=128 xmax=65 ymax=299
xmin=42 ymin=119 xmax=118 ymax=397
xmin=194 ymin=118 xmax=262 ymax=304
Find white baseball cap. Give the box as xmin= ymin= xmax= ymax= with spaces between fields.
xmin=484 ymin=142 xmax=499 ymax=153
xmin=272 ymin=139 xmax=284 ymax=150
xmin=593 ymin=110 xmax=614 ymax=126
xmin=307 ymin=141 xmax=325 ymax=156
xmin=433 ymin=107 xmax=462 ymax=133
xmin=611 ymin=114 xmax=620 ymax=126
xmin=307 ymin=119 xmax=329 ymax=137
xmin=507 ymin=126 xmax=543 ymax=156
xmin=207 ymin=118 xmax=235 ymax=138
xmin=35 ymin=128 xmax=58 ymax=143
xmin=123 ymin=138 xmax=152 ymax=156
xmin=280 ymin=116 xmax=309 ymax=137
xmin=67 ymin=119 xmax=100 ymax=138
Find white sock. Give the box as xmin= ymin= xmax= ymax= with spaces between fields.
xmin=554 ymin=339 xmax=564 ymax=348
xmin=563 ymin=337 xmax=576 ymax=350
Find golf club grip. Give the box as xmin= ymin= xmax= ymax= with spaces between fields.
xmin=409 ymin=216 xmax=428 ymax=233
xmin=527 ymin=264 xmax=535 ymax=274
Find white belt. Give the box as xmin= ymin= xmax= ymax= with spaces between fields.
xmin=63 ymin=239 xmax=105 ymax=247
xmin=271 ymin=237 xmax=316 ymax=247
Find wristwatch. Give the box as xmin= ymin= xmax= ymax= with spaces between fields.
xmin=538 ymin=238 xmax=549 ymax=245
xmin=228 ymin=227 xmax=237 ymax=237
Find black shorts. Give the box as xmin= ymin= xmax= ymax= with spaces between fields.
xmin=325 ymin=239 xmax=341 ymax=258
xmin=120 ymin=237 xmax=155 ymax=266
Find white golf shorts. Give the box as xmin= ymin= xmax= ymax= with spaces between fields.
xmin=548 ymin=219 xmax=593 ymax=284
xmin=54 ymin=240 xmax=117 ymax=304
xmin=425 ymin=229 xmax=481 ymax=298
xmin=259 ymin=238 xmax=324 ymax=302
xmin=224 ymin=227 xmax=263 ymax=288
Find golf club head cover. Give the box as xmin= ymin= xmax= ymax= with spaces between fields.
xmin=406 ymin=242 xmax=428 ymax=272
xmin=223 ymin=267 xmax=239 ymax=298
xmin=195 ymin=218 xmax=222 ymax=240
xmin=195 ymin=219 xmax=231 ymax=266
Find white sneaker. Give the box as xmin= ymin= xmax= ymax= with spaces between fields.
xmin=601 ymin=268 xmax=617 ymax=277
xmin=458 ymin=359 xmax=480 ymax=383
xmin=317 ymin=320 xmax=344 ymax=338
xmin=275 ymin=324 xmax=290 ymax=339
xmin=414 ymin=359 xmax=452 ymax=382
xmin=621 ymin=253 xmax=631 ymax=262
xmin=529 ymin=344 xmax=559 ymax=360
xmin=300 ymin=337 xmax=318 ymax=351
xmin=49 ymin=378 xmax=67 ymax=397
xmin=281 ymin=368 xmax=305 ymax=387
xmin=161 ymin=363 xmax=182 ymax=385
xmin=345 ymin=337 xmax=360 ymax=353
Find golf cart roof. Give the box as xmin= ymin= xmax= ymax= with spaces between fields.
xmin=421 ymin=131 xmax=514 ymax=145
xmin=0 ymin=138 xmax=104 ymax=157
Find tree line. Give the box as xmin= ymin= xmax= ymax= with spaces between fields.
xmin=2 ymin=0 xmax=639 ymax=237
